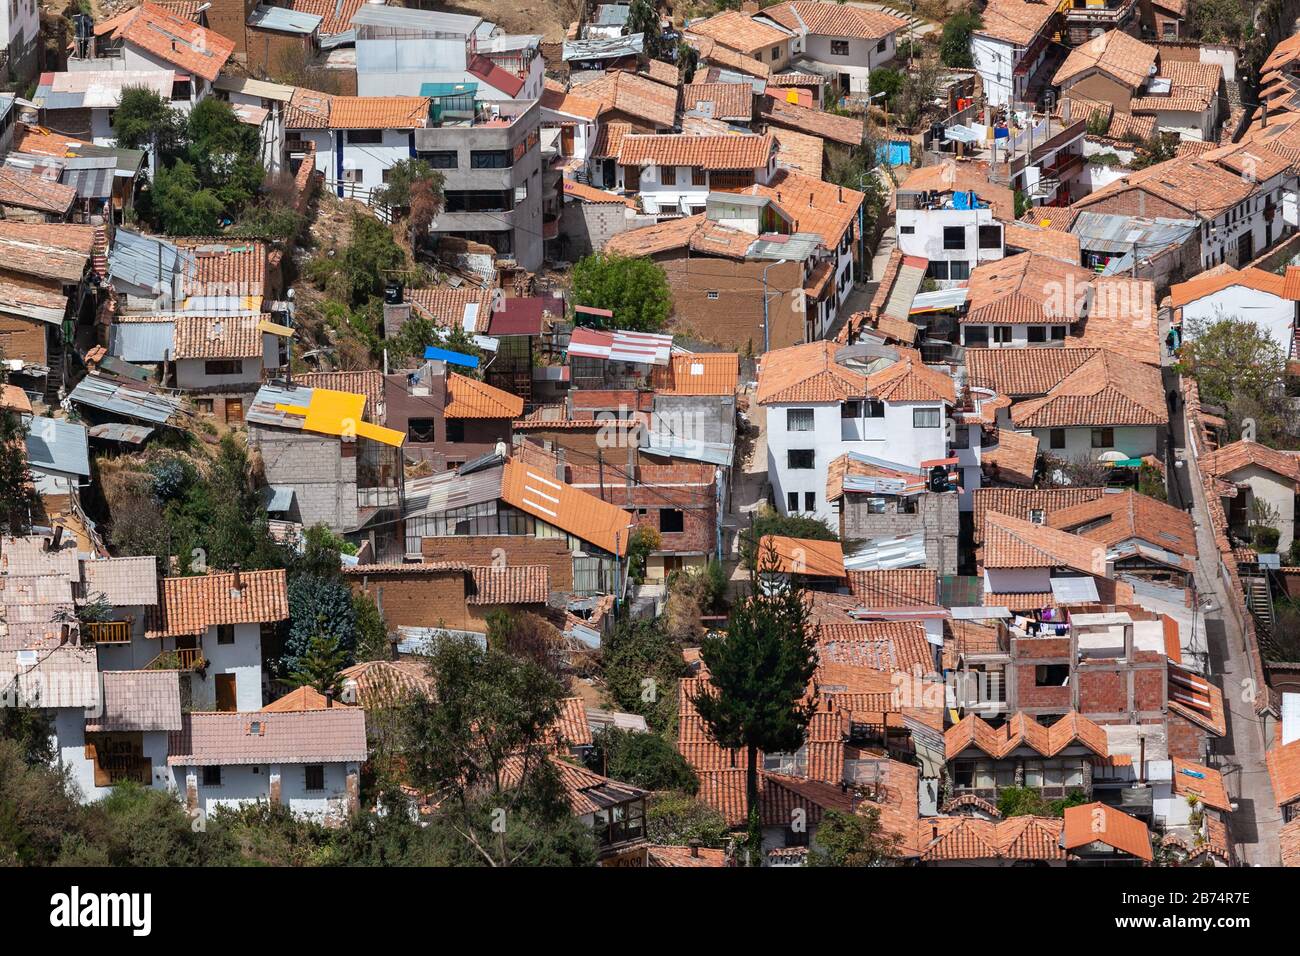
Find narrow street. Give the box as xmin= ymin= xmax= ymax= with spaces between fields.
xmin=1165 ymin=368 xmax=1282 ymax=865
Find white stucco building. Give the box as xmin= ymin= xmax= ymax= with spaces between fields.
xmin=756 ymin=1 xmax=906 ymax=98
xmin=757 ymin=340 xmax=955 ymax=525
xmin=1171 ymin=266 xmax=1300 ymax=361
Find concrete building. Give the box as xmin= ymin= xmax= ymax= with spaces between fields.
xmin=413 ymin=98 xmax=544 ymax=272
xmin=969 ymin=0 xmax=1058 ymax=108
xmin=1 ymin=0 xmax=39 ymax=85
xmin=757 ymin=340 xmax=955 ymax=526
xmin=895 ymin=162 xmax=1014 ymax=285
xmin=756 ymin=1 xmax=906 ymax=98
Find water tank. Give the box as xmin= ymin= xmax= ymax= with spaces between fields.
xmin=384 ymin=281 xmax=403 ymax=305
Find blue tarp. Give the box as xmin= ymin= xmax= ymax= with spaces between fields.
xmin=424 ymin=346 xmax=480 ymax=369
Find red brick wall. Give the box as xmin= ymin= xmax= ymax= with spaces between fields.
xmin=348 ymin=571 xmax=475 ymax=631
xmin=419 ymin=535 xmax=574 ymax=591
xmin=0 ymin=315 xmax=47 ymax=365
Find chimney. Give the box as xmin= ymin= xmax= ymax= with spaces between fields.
xmin=808 ymin=191 xmax=814 ymax=207
xmin=324 ymin=688 xmax=335 ymax=708
xmin=689 ymin=838 xmax=701 ymax=858
xmin=838 ymin=186 xmax=843 ymax=202
xmin=232 ymin=563 xmax=243 ymax=594
xmin=48 ymin=526 xmax=64 ymax=552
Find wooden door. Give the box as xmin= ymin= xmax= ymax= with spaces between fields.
xmin=225 ymin=398 xmax=244 ymax=423
xmin=215 ymin=673 xmax=237 ymax=712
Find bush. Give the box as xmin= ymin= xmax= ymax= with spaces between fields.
xmin=570 ymin=253 xmax=672 ymax=332
xmin=645 ymin=791 xmax=730 ymax=847
xmin=586 ymin=727 xmax=699 ymax=793
xmin=1253 ymin=525 xmax=1281 ymax=554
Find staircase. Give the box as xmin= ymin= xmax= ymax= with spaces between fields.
xmin=44 ymin=331 xmax=64 ymax=406
xmin=1244 ymin=574 xmax=1275 ymax=634
xmin=91 ymin=223 xmax=109 ymax=279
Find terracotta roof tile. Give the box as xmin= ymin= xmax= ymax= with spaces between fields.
xmin=0 ymin=167 xmax=76 ymax=215
xmin=845 ymin=568 xmax=937 ymax=606
xmin=981 ymin=428 xmax=1040 ymax=486
xmin=147 ymin=569 xmax=289 ymax=638
xmin=772 ymin=128 xmax=824 ymax=179
xmin=444 ymin=372 xmax=524 ymax=419
xmin=1062 ymin=801 xmax=1153 ymax=860
xmin=171 ymin=314 xmax=264 ymax=360
xmin=683 ymin=32 xmax=771 ymax=78
xmin=1066 ymin=276 xmax=1159 ymax=364
xmin=575 ymin=71 xmax=679 ymax=128
xmin=85 ymin=670 xmax=182 ymax=732
xmin=547 ymin=696 xmax=594 ymax=749
xmin=562 ymin=179 xmax=635 ymax=207
xmin=174 ymin=238 xmax=268 ymax=297
xmin=965 ymin=252 xmax=1094 ymax=324
xmin=295 ymin=371 xmax=385 ymax=422
xmin=760 ymin=2 xmax=906 ymax=40
xmin=682 ymin=82 xmax=754 ymax=121
xmin=1002 ymin=222 xmax=1080 ymax=264
xmin=617 ymin=132 xmax=774 ymax=170
xmin=466 ymin=565 xmax=549 ymax=604
xmin=758 ymin=534 xmax=846 ymax=577
xmin=966 ymin=346 xmax=1100 ymax=397
xmin=650 ymin=351 xmax=739 ymax=395
xmin=337 ymin=659 xmax=435 ymax=708
xmin=738 ymin=167 xmax=863 ymax=248
xmin=900 ymin=160 xmax=1015 ymax=221
xmin=687 ymin=9 xmax=791 ymax=54
xmin=973 ymin=0 xmax=1056 ymax=45
xmin=289 ymin=0 xmax=365 ymax=34
xmin=0 ymin=220 xmax=95 ymax=283
xmin=168 ymin=708 xmax=367 ymax=765
xmin=262 ymin=685 xmax=354 ymax=712
xmin=103 ymin=2 xmax=235 ymax=82
xmin=981 ymin=510 xmax=1106 ymax=574
xmin=826 ymin=454 xmax=927 ymax=502
xmin=1047 ymin=489 xmax=1197 ymax=561
xmin=285 ymin=89 xmax=430 ymax=130
xmin=1009 ymin=348 xmax=1166 ymax=428
xmin=760 ymin=94 xmax=863 ymax=147
xmin=917 ymin=814 xmax=1066 ymax=861
xmin=406 ymin=286 xmax=496 ymax=332
xmin=1170 ymin=757 xmax=1232 ymax=812
xmin=946 ymin=711 xmax=1109 ymax=759
xmin=755 ymin=339 xmax=866 ymax=404
xmin=1020 ymin=205 xmax=1079 ymax=231
xmin=1202 ymin=439 xmax=1300 ymax=486
xmin=1053 ymin=29 xmax=1158 ymax=90
xmin=1170 ymin=265 xmax=1295 ymax=307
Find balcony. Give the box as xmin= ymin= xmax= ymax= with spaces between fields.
xmin=1063 ymin=0 xmax=1136 ymax=24
xmin=146 ymin=647 xmax=205 ymax=671
xmin=1041 ymin=151 xmax=1085 ymax=179
xmin=85 ymin=620 xmax=132 ymax=645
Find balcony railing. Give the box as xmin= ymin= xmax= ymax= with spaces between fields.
xmin=146 ymin=647 xmax=205 ymax=671
xmin=85 ymin=620 xmax=132 ymax=644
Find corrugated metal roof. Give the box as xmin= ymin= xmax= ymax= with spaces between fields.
xmin=249 ymin=4 xmax=323 ymax=34
xmin=109 ymin=227 xmax=196 ymax=290
xmin=642 ymin=433 xmax=734 ymax=466
xmin=35 ymin=70 xmax=174 ymax=110
xmin=842 ymin=532 xmax=928 ymax=570
xmin=1069 ymin=211 xmax=1198 ymax=256
xmin=403 ymin=464 xmax=505 ymax=517
xmin=212 ymin=74 xmax=296 ymax=102
xmin=67 ymin=374 xmax=184 ymax=425
xmin=25 ymin=416 xmax=90 ymax=476
xmin=564 ymin=33 xmax=644 ymax=60
xmin=61 ymin=162 xmax=115 ymax=200
xmin=109 ymin=319 xmax=175 ymax=363
xmin=261 ymin=485 xmax=296 ymax=512
xmin=318 ymin=28 xmax=355 ymax=48
xmin=352 ymin=5 xmax=481 ymax=33
xmin=87 ymin=422 xmax=154 ymax=443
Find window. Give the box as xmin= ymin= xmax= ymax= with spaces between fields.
xmin=913 ymin=407 xmax=941 ymax=428
xmin=899 ymin=225 xmax=915 ymax=234
xmin=1035 ymin=664 xmax=1070 ymax=687
xmin=1028 ymin=508 xmax=1046 ymax=524
xmin=202 ymin=766 xmax=222 ymax=786
xmin=876 ymin=39 xmax=887 ymax=53
xmin=1028 ymin=326 xmax=1046 ymax=343
xmin=707 ymin=290 xmax=719 ymax=300
xmin=408 ymin=418 xmax=436 ymax=443
xmin=659 ymin=164 xmax=678 ymax=185
xmin=978 ymin=225 xmax=1002 ymax=249
xmin=419 ymin=150 xmax=458 ymax=169
xmin=470 ymin=149 xmax=512 ymax=169
xmin=787 ymin=408 xmax=815 ymax=431
xmin=771 ymin=46 xmax=781 ymax=60
xmin=788 ymin=449 xmax=815 ymax=469
xmin=948 ymin=260 xmax=970 ymax=280
xmin=217 ymin=624 xmax=235 ymax=645
xmin=195 ymin=399 xmax=214 ymax=415
xmin=692 ymin=167 xmax=707 ymax=186
xmin=866 ymin=496 xmax=888 ymax=514
xmin=831 ymin=40 xmax=849 ymax=55
xmin=788 ymin=491 xmax=800 ymax=512
xmin=305 ymin=764 xmax=325 ymax=791
xmin=841 ymin=400 xmax=861 ymax=419
xmin=864 ymin=399 xmax=885 ymax=418
xmin=992 ymin=325 xmax=1011 ymax=344
xmin=444 ymin=190 xmax=512 ymax=212
xmin=804 ymin=492 xmax=816 ymax=512
xmin=1050 ymin=326 xmax=1066 ymax=341
xmin=342 ymin=168 xmax=364 ymax=184
xmin=346 ymin=129 xmax=382 ymax=144
xmin=659 ymin=508 xmax=685 ymax=533
xmin=927 ymin=260 xmax=950 ymax=280
xmin=943 ymin=226 xmax=965 ymax=250
xmin=1091 ymin=427 xmax=1115 ymax=448
xmin=446 ymin=421 xmax=465 ymax=443
xmin=1049 ymin=428 xmax=1066 ymax=450
xmin=204 ymin=360 xmax=240 ymax=376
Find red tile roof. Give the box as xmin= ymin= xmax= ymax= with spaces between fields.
xmin=650 ymin=352 xmax=740 ymax=395
xmin=1009 ymin=348 xmax=1166 ymax=428
xmin=444 ymin=372 xmax=524 ymax=419
xmin=100 ymin=2 xmax=235 ymax=82
xmin=168 ymin=709 xmax=367 ymax=765
xmin=946 ymin=711 xmax=1109 ymax=760
xmin=617 ymin=132 xmax=775 ymax=170
xmin=147 ymin=570 xmax=289 ymax=638
xmin=500 ymin=458 xmax=634 ymax=556
xmin=1062 ymin=801 xmax=1153 ymax=860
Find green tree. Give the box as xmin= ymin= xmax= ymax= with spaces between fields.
xmin=147 ymin=160 xmax=224 ymax=236
xmin=601 ymin=617 xmax=687 ymax=733
xmin=0 ymin=358 xmax=39 ymax=535
xmin=586 ymin=727 xmax=699 ymax=792
xmin=807 ymin=807 xmax=898 ymax=865
xmin=0 ymin=739 xmax=87 ymax=866
xmin=693 ymin=542 xmax=819 ymax=863
xmin=1192 ymin=0 xmax=1247 ymax=42
xmin=627 ymin=0 xmax=662 ymax=60
xmin=111 ymin=86 xmax=184 ymax=155
xmin=646 ymin=791 xmax=731 ymax=846
xmin=869 ymin=67 xmax=904 ymax=109
xmin=739 ymin=504 xmax=838 ymax=569
xmin=940 ymin=11 xmax=981 ymax=69
xmin=402 ymin=635 xmax=594 ymax=865
xmin=570 ymin=252 xmax=673 ymax=332
xmin=288 ymin=633 xmax=349 ymax=694
xmin=625 ymin=524 xmax=661 ymax=584
xmin=352 ymin=591 xmax=391 ymax=662
xmin=373 ymin=158 xmax=446 ymax=245
xmin=1178 ymin=316 xmax=1287 ymax=441
xmin=184 ymin=96 xmax=264 ymax=210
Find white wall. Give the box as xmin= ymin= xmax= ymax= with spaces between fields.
xmin=972 ymin=36 xmax=1023 ymax=108
xmin=897 ymin=205 xmax=1002 ymax=284
xmin=1230 ymin=463 xmax=1297 ymax=551
xmin=54 ymin=709 xmax=172 ymax=803
xmin=190 ymin=621 xmax=264 ymax=712
xmin=307 ymin=128 xmax=417 ymax=203
xmin=176 ymin=760 xmax=358 ymax=823
xmin=1180 ymin=287 xmax=1296 ymax=360
xmin=1035 ymin=424 xmax=1159 ymax=463
xmin=767 ymin=396 xmax=948 ymax=524
xmin=175 ymin=357 xmax=262 ymax=391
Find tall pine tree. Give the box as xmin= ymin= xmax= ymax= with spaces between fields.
xmin=693 ymin=541 xmax=818 ymax=864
